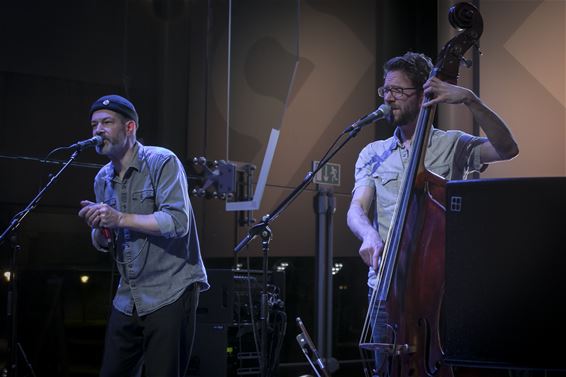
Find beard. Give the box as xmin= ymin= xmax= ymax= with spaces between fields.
xmin=95 ymin=135 xmax=128 ymax=158
xmin=390 ymin=103 xmax=421 ymax=127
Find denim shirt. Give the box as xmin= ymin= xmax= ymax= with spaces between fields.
xmin=353 ymin=127 xmax=487 ymax=289
xmin=93 ymin=142 xmax=209 ymax=316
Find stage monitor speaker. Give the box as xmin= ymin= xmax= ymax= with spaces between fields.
xmin=444 ymin=177 xmax=566 ymax=371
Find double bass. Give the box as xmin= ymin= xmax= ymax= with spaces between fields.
xmin=359 ymin=3 xmax=483 ymax=377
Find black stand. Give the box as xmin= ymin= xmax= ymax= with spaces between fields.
xmin=0 ymin=149 xmax=82 ymax=377
xmin=314 ymin=187 xmax=335 ymax=364
xmin=259 ymin=226 xmax=271 ymax=377
xmin=234 ymin=111 xmax=379 ymax=377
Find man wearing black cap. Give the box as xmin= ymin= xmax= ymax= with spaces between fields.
xmin=78 ymin=94 xmax=208 ymax=377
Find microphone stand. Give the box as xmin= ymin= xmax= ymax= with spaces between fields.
xmin=0 ymin=148 xmax=83 ymax=377
xmin=234 ymin=114 xmax=379 ymax=377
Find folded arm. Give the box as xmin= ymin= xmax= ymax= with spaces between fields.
xmin=422 ymin=77 xmax=519 ymax=163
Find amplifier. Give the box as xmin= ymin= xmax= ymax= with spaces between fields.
xmin=444 ymin=177 xmax=566 ymax=371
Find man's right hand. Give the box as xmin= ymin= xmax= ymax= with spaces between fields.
xmin=359 ymin=232 xmax=384 ymax=272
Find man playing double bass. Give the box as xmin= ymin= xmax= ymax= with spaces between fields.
xmin=347 ymin=51 xmax=518 ymax=375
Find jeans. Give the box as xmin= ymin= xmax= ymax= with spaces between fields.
xmin=368 ymin=288 xmax=390 ymax=377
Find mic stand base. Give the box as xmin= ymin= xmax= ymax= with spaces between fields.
xmin=2 ymin=236 xmax=37 ymax=377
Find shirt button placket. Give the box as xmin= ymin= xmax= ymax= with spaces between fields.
xmin=121 ymin=183 xmax=132 ymax=273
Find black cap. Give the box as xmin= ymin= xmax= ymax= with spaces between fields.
xmin=89 ymin=94 xmax=139 ymax=124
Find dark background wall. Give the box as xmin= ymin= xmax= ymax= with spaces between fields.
xmin=0 ymin=0 xmax=437 ymax=375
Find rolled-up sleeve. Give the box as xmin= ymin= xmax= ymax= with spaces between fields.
xmin=353 ymin=144 xmax=376 ymax=193
xmin=452 ymin=133 xmax=488 ymax=178
xmin=152 ymin=156 xmax=191 ymax=239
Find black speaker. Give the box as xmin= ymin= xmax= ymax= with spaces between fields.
xmin=444 ymin=177 xmax=566 ymax=371
xmin=187 ymin=323 xmax=228 ymax=377
xmin=196 ymin=269 xmax=235 ymax=324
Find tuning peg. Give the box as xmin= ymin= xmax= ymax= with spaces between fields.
xmin=473 ymin=41 xmax=483 ymax=56
xmin=460 ymin=57 xmax=473 ymax=68
xmin=192 ymin=156 xmax=207 ymax=165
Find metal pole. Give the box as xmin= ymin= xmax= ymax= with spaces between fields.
xmin=315 ymin=188 xmax=328 ymax=359
xmin=325 ymin=190 xmax=335 ymax=359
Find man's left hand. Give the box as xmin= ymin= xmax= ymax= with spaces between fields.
xmin=421 ymin=77 xmax=474 ymax=107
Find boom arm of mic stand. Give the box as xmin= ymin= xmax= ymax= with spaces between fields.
xmin=234 ymin=220 xmax=271 ymax=253
xmin=233 ymin=125 xmax=364 ymax=253
xmin=0 ymin=149 xmax=82 ymax=245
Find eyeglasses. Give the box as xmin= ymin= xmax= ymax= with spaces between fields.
xmin=377 ymin=86 xmax=417 ymax=99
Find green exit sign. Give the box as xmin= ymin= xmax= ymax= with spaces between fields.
xmin=312 ymin=161 xmax=341 ymax=186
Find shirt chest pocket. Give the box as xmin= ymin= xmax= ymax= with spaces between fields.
xmin=131 ymin=189 xmax=156 ymax=214
xmin=377 ymin=171 xmax=399 ymax=186
xmin=373 ymin=171 xmax=400 ymax=210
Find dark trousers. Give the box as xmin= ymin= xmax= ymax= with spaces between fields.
xmin=100 ymin=284 xmax=199 ymax=377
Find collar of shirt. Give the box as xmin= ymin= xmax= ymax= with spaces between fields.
xmin=106 ymin=142 xmax=144 ymax=183
xmin=391 ymin=126 xmax=437 ymax=150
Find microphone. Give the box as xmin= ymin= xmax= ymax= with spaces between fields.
xmin=68 ymin=135 xmax=104 ymax=150
xmin=100 ymin=228 xmax=112 ymax=243
xmin=100 ymin=227 xmax=114 ymax=251
xmin=343 ymin=103 xmax=391 ymax=133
